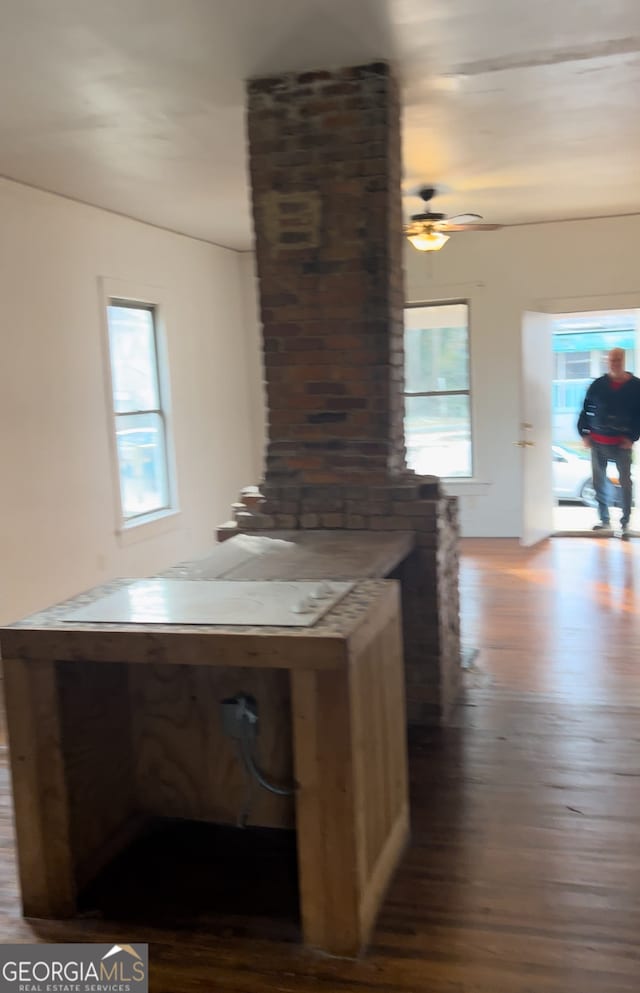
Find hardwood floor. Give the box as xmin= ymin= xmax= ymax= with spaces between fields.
xmin=1 ymin=537 xmax=639 ymax=992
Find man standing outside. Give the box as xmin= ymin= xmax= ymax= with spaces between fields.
xmin=578 ymin=347 xmax=640 ymax=538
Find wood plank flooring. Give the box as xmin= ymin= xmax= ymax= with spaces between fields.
xmin=1 ymin=537 xmax=639 ymax=992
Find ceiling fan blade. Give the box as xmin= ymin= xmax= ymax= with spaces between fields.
xmin=445 ymin=213 xmax=483 ymax=225
xmin=444 ymin=223 xmax=503 ymax=232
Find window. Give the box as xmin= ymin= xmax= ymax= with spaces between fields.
xmin=556 ymin=351 xmax=591 ymax=380
xmin=105 ymin=300 xmax=173 ymax=523
xmin=404 ymin=302 xmax=472 ymax=478
xmin=553 ymin=351 xmax=593 ymax=412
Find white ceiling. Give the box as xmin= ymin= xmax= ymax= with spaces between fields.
xmin=3 ymin=0 xmax=640 ymax=250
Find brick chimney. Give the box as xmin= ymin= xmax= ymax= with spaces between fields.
xmin=219 ymin=62 xmax=460 ymax=725
xmin=248 ymin=62 xmax=405 ymax=485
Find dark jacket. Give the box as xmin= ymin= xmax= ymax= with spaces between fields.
xmin=577 ymin=374 xmax=640 ymax=442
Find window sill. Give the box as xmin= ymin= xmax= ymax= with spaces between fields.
xmin=116 ymin=508 xmax=181 ymax=546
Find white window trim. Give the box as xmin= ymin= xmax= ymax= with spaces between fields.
xmin=98 ymin=277 xmax=180 ymax=541
xmin=404 ymin=299 xmax=475 ymax=481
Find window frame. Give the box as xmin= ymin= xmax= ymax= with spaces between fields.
xmin=403 ymin=299 xmax=474 ymax=480
xmin=99 ymin=278 xmax=179 ymax=539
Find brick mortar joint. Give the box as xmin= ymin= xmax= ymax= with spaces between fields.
xmin=247 ymin=62 xmax=394 ymax=92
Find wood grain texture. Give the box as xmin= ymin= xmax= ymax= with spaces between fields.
xmin=3 ymin=538 xmax=637 ymax=992
xmin=129 ymin=664 xmax=294 ymax=828
xmin=56 ymin=661 xmax=139 ymax=890
xmin=349 ymin=592 xmax=410 ymax=941
xmin=2 ymin=580 xmax=408 ymax=957
xmin=0 ymin=580 xmax=393 ymax=669
xmin=290 ymin=585 xmax=409 ymax=956
xmin=0 ymin=627 xmax=348 ymax=669
xmin=349 ymin=588 xmax=409 ymax=907
xmin=291 ymin=666 xmax=360 ymax=955
xmin=2 ymin=658 xmax=75 ymax=917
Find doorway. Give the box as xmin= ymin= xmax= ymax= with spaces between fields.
xmin=551 ymin=309 xmax=639 ymax=535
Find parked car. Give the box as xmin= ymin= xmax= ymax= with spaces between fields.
xmin=553 ymin=444 xmax=636 ymax=507
xmin=552 ymin=445 xmax=596 ymax=505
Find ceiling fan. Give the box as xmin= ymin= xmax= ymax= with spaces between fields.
xmin=405 ymin=187 xmax=502 ymax=252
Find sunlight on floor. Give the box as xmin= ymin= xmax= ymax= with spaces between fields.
xmin=553 ymin=502 xmax=640 ymax=535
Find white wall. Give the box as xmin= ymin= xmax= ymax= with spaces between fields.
xmin=0 ymin=178 xmax=258 ymax=624
xmin=405 ymin=214 xmax=640 ymax=536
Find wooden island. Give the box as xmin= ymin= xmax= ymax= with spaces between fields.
xmin=1 ymin=531 xmax=413 ymax=957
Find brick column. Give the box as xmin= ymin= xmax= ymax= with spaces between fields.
xmin=247 ymin=62 xmax=405 ymax=484
xmin=217 ymin=61 xmax=461 ymax=726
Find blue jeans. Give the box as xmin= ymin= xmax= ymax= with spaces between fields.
xmin=590 ymin=442 xmax=633 ymax=526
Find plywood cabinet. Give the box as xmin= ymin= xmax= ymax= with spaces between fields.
xmin=1 ymin=575 xmax=409 ymax=957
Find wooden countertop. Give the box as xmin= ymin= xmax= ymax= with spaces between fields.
xmin=163 ymin=529 xmax=416 ymax=582
xmin=0 ymin=531 xmax=413 ymax=668
xmin=0 ymin=578 xmax=399 ymax=671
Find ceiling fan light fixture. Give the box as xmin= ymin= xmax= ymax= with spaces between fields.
xmin=404 ymin=186 xmax=500 ymax=249
xmin=407 ymin=229 xmax=450 ymax=252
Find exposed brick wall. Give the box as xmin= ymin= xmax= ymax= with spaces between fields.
xmin=219 ymin=478 xmax=461 ymax=725
xmin=216 ymin=61 xmax=461 ymax=726
xmin=391 ymin=496 xmax=461 ymax=724
xmin=247 ymin=62 xmax=406 ymax=484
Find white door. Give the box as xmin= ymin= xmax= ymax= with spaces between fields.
xmin=520 ymin=311 xmax=554 ymax=546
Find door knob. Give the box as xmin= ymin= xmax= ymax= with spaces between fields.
xmin=514 ymin=440 xmax=535 ymax=447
